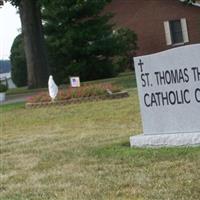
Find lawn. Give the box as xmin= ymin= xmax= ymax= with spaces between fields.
xmin=1 ymin=75 xmax=200 ymax=200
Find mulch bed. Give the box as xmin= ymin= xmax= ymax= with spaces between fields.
xmin=25 ymin=91 xmax=129 ymax=108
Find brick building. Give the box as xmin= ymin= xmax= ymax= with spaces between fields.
xmin=104 ymin=0 xmax=200 ymax=56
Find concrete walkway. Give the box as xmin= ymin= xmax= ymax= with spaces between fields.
xmin=0 ymin=92 xmax=36 ymax=105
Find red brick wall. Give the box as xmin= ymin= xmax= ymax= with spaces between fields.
xmin=104 ymin=0 xmax=200 ymax=56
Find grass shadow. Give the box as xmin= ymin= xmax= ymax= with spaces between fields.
xmin=88 ymin=141 xmax=200 ymax=164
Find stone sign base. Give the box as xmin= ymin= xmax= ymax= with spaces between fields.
xmin=130 ymin=132 xmax=200 ymax=148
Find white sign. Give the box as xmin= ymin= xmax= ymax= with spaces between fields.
xmin=134 ymin=44 xmax=200 ymax=135
xmin=70 ymin=77 xmax=80 ymax=87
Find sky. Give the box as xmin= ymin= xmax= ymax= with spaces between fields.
xmin=0 ymin=2 xmax=21 ymax=60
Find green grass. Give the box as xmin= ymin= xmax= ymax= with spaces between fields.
xmin=0 ymin=102 xmax=24 ymax=113
xmin=83 ymin=72 xmax=136 ymax=89
xmin=1 ymin=87 xmax=200 ymax=200
xmin=6 ymin=87 xmax=46 ymax=95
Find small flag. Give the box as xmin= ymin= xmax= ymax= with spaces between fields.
xmin=70 ymin=77 xmax=80 ymax=87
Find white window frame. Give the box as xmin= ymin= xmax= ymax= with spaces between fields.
xmin=164 ymin=18 xmax=189 ymax=46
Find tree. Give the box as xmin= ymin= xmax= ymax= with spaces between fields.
xmin=180 ymin=0 xmax=196 ymax=4
xmin=112 ymin=28 xmax=138 ymax=72
xmin=6 ymin=0 xmax=49 ymax=88
xmin=10 ymin=34 xmax=27 ymax=87
xmin=0 ymin=0 xmax=4 ymax=6
xmin=43 ymin=0 xmax=137 ymax=83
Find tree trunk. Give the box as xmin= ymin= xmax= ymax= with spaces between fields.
xmin=19 ymin=0 xmax=49 ymax=88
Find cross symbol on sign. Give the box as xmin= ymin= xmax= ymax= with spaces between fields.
xmin=138 ymin=59 xmax=144 ymax=72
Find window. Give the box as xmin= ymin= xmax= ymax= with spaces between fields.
xmin=164 ymin=18 xmax=189 ymax=46
xmin=169 ymin=20 xmax=183 ymax=44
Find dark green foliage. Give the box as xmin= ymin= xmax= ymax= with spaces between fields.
xmin=113 ymin=28 xmax=137 ymax=72
xmin=181 ymin=0 xmax=196 ymax=5
xmin=0 ymin=81 xmax=8 ymax=92
xmin=8 ymin=0 xmax=137 ymax=85
xmin=0 ymin=83 xmax=7 ymax=92
xmin=43 ymin=0 xmax=137 ymax=84
xmin=10 ymin=34 xmax=27 ymax=87
xmin=4 ymin=0 xmax=21 ymax=6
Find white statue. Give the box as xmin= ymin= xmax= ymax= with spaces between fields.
xmin=48 ymin=75 xmax=58 ymax=101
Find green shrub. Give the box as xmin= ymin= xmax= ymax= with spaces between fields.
xmin=10 ymin=34 xmax=27 ymax=87
xmin=0 ymin=82 xmax=8 ymax=92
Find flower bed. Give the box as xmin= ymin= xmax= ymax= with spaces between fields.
xmin=26 ymin=83 xmax=128 ymax=108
